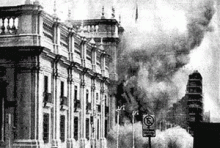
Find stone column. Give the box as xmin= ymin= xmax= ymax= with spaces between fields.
xmin=13 ymin=55 xmax=43 ymax=148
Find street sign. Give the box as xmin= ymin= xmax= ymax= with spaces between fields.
xmin=142 ymin=114 xmax=156 ymax=137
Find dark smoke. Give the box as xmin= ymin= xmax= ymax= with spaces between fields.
xmin=116 ymin=0 xmax=215 ymax=123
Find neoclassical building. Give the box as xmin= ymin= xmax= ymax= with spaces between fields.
xmin=0 ymin=1 xmax=123 ymax=148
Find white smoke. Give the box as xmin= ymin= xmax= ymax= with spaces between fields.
xmin=107 ymin=122 xmax=193 ymax=148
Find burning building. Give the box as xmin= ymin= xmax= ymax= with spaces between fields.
xmin=186 ymin=70 xmax=203 ymax=123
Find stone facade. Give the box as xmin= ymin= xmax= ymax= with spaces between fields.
xmin=0 ymin=2 xmax=123 ymax=148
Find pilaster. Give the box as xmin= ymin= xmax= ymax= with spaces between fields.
xmin=100 ymin=84 xmax=106 ymax=148
xmin=91 ymin=79 xmax=96 ymax=148
xmin=109 ymin=45 xmax=118 ymax=81
xmin=67 ymin=68 xmax=74 ymax=148
xmin=51 ymin=55 xmax=61 ymax=148
xmin=80 ymin=75 xmax=86 ymax=148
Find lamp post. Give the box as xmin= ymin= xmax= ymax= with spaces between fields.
xmin=132 ymin=111 xmax=138 ymax=148
xmin=116 ymin=105 xmax=125 ymax=148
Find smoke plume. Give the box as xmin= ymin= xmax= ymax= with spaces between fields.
xmin=116 ymin=0 xmax=215 ymax=122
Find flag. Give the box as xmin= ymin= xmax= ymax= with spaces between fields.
xmin=135 ymin=0 xmax=138 ymax=22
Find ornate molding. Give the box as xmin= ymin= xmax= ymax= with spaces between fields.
xmin=91 ymin=84 xmax=96 ymax=91
xmin=80 ymin=79 xmax=85 ymax=87
xmin=100 ymin=86 xmax=105 ymax=94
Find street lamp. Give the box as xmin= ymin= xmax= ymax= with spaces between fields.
xmin=132 ymin=111 xmax=138 ymax=148
xmin=116 ymin=105 xmax=125 ymax=148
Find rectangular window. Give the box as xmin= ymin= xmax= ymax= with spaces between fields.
xmin=96 ymin=93 xmax=99 ymax=104
xmin=74 ymin=117 xmax=78 ymax=140
xmin=44 ymin=76 xmax=48 ymax=93
xmin=96 ymin=52 xmax=101 ymax=66
xmin=74 ymin=86 xmax=78 ymax=100
xmin=97 ymin=119 xmax=100 ymax=139
xmin=86 ymin=118 xmax=90 ymax=140
xmin=105 ymin=119 xmax=108 ymax=137
xmin=74 ymin=43 xmax=81 ymax=56
xmin=0 ymin=98 xmax=4 ymax=141
xmin=105 ymin=58 xmax=109 ymax=70
xmin=105 ymin=95 xmax=107 ymax=106
xmin=43 ymin=113 xmax=49 ymax=143
xmin=86 ymin=90 xmax=89 ymax=104
xmin=86 ymin=49 xmax=92 ymax=61
xmin=60 ymin=115 xmax=65 ymax=142
xmin=61 ymin=81 xmax=64 ymax=97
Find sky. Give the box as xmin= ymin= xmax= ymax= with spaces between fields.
xmin=2 ymin=0 xmax=220 ymax=121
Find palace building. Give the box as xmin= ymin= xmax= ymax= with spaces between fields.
xmin=0 ymin=1 xmax=124 ymax=148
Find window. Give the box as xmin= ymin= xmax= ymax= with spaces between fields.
xmin=74 ymin=86 xmax=78 ymax=100
xmin=43 ymin=113 xmax=49 ymax=143
xmin=97 ymin=119 xmax=100 ymax=139
xmin=96 ymin=93 xmax=99 ymax=104
xmin=60 ymin=115 xmax=65 ymax=142
xmin=0 ymin=97 xmax=4 ymax=142
xmin=86 ymin=90 xmax=89 ymax=104
xmin=86 ymin=118 xmax=90 ymax=140
xmin=74 ymin=43 xmax=81 ymax=56
xmin=44 ymin=76 xmax=48 ymax=93
xmin=105 ymin=95 xmax=107 ymax=106
xmin=74 ymin=117 xmax=78 ymax=140
xmin=105 ymin=119 xmax=108 ymax=137
xmin=105 ymin=58 xmax=109 ymax=70
xmin=96 ymin=52 xmax=101 ymax=66
xmin=86 ymin=49 xmax=92 ymax=61
xmin=61 ymin=81 xmax=64 ymax=97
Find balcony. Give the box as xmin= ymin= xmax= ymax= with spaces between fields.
xmin=97 ymin=104 xmax=101 ymax=112
xmin=86 ymin=102 xmax=91 ymax=114
xmin=43 ymin=92 xmax=52 ymax=107
xmin=74 ymin=100 xmax=81 ymax=112
xmin=60 ymin=96 xmax=68 ymax=110
xmin=0 ymin=5 xmax=42 ymax=47
xmin=188 ymin=98 xmax=202 ymax=103
xmin=186 ymin=91 xmax=202 ymax=96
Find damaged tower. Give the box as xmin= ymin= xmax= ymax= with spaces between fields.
xmin=186 ymin=70 xmax=203 ymax=124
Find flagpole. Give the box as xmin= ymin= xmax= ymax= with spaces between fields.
xmin=135 ymin=0 xmax=138 ymax=23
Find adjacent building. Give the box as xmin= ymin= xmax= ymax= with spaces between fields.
xmin=0 ymin=1 xmax=123 ymax=148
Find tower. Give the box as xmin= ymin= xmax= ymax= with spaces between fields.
xmin=186 ymin=70 xmax=203 ymax=123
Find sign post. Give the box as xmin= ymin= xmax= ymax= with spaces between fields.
xmin=142 ymin=114 xmax=156 ymax=148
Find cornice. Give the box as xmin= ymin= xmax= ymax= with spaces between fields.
xmin=0 ymin=4 xmax=43 ymax=17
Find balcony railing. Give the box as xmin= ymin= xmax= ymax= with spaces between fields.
xmin=60 ymin=96 xmax=68 ymax=106
xmin=74 ymin=100 xmax=81 ymax=112
xmin=97 ymin=104 xmax=101 ymax=112
xmin=43 ymin=92 xmax=52 ymax=107
xmin=0 ymin=17 xmax=18 ymax=35
xmin=86 ymin=102 xmax=91 ymax=113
